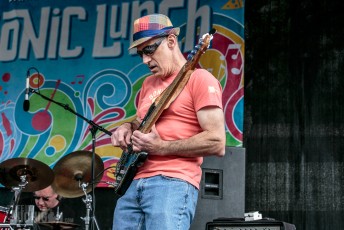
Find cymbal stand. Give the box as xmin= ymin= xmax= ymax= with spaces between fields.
xmin=5 ymin=175 xmax=28 ymax=223
xmin=80 ymin=182 xmax=99 ymax=230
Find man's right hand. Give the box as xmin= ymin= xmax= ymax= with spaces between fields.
xmin=111 ymin=122 xmax=133 ymax=151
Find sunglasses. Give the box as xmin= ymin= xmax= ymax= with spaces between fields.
xmin=34 ymin=196 xmax=51 ymax=201
xmin=137 ymin=37 xmax=166 ymax=58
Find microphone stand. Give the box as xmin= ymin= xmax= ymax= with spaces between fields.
xmin=28 ymin=88 xmax=111 ymax=230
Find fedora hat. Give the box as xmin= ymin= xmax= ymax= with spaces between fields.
xmin=129 ymin=14 xmax=180 ymax=50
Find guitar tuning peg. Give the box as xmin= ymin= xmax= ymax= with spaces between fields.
xmin=187 ymin=53 xmax=194 ymax=61
xmin=194 ymin=44 xmax=201 ymax=50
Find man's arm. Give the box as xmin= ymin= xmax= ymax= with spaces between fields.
xmin=131 ymin=106 xmax=226 ymax=157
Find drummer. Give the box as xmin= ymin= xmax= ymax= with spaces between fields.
xmin=34 ymin=185 xmax=71 ymax=222
xmin=33 ymin=185 xmax=60 ymax=213
xmin=20 ymin=185 xmax=80 ymax=229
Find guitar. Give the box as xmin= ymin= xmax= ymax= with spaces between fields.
xmin=113 ymin=29 xmax=216 ymax=196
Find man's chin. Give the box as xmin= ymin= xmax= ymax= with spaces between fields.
xmin=150 ymin=70 xmax=162 ymax=78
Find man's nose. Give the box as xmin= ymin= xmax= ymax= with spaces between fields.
xmin=38 ymin=199 xmax=44 ymax=203
xmin=142 ymin=54 xmax=152 ymax=64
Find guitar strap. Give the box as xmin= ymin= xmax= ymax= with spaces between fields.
xmin=155 ymin=69 xmax=194 ymax=110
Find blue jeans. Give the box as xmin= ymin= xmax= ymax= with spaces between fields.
xmin=112 ymin=175 xmax=199 ymax=230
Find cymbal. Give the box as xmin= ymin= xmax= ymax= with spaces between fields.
xmin=52 ymin=150 xmax=104 ymax=198
xmin=0 ymin=158 xmax=54 ymax=192
xmin=38 ymin=221 xmax=80 ymax=229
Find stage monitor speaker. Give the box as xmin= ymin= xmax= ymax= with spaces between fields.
xmin=205 ymin=219 xmax=296 ymax=230
xmin=190 ymin=146 xmax=246 ymax=230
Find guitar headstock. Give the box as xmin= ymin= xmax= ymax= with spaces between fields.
xmin=187 ymin=29 xmax=216 ymax=62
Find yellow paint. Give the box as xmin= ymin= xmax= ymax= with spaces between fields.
xmin=222 ymin=0 xmax=244 ymax=10
xmin=49 ymin=135 xmax=66 ymax=151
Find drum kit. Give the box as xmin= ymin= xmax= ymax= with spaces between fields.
xmin=0 ymin=150 xmax=105 ymax=230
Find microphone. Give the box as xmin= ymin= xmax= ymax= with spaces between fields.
xmin=23 ymin=70 xmax=30 ymax=112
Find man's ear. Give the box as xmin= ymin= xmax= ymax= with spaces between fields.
xmin=167 ymin=34 xmax=177 ymax=48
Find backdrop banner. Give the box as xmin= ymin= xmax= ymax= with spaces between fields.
xmin=0 ymin=0 xmax=244 ymax=187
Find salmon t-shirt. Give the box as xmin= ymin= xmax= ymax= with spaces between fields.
xmin=134 ymin=68 xmax=223 ymax=189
